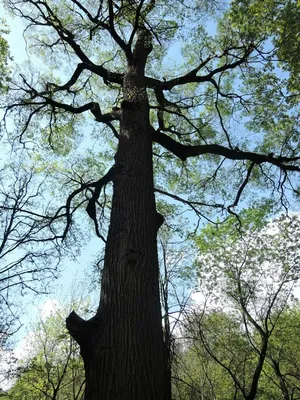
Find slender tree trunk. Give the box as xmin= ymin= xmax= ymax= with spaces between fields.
xmin=270 ymin=358 xmax=290 ymax=400
xmin=67 ymin=31 xmax=171 ymax=400
xmin=246 ymin=337 xmax=268 ymax=400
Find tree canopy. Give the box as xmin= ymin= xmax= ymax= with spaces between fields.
xmin=1 ymin=0 xmax=299 ymax=233
xmin=4 ymin=291 xmax=89 ymax=400
xmin=174 ymin=213 xmax=300 ymax=400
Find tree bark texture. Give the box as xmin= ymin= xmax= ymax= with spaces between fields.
xmin=67 ymin=33 xmax=170 ymax=400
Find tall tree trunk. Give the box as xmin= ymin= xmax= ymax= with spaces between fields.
xmin=67 ymin=30 xmax=171 ymax=400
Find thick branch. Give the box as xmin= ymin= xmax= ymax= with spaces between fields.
xmin=19 ymin=75 xmax=120 ymax=125
xmin=145 ymin=44 xmax=255 ymax=92
xmin=247 ymin=338 xmax=268 ymax=400
xmin=61 ymin=166 xmax=114 ymax=240
xmin=70 ymin=0 xmax=100 ymax=24
xmin=51 ymin=100 xmax=116 ymax=122
xmin=66 ymin=310 xmax=87 ymax=341
xmin=46 ymin=63 xmax=87 ymax=92
xmin=269 ymin=358 xmax=290 ymax=400
xmin=228 ymin=162 xmax=255 ymax=211
xmin=128 ymin=0 xmax=147 ymax=48
xmin=51 ymin=55 xmax=122 ymax=86
xmin=66 ymin=311 xmax=100 ymax=359
xmin=108 ymin=0 xmax=132 ymax=60
xmin=25 ymin=1 xmax=123 ymax=85
xmin=152 ymin=129 xmax=300 ymax=172
xmin=132 ymin=28 xmax=153 ymax=68
xmin=86 ymin=166 xmax=114 ymax=240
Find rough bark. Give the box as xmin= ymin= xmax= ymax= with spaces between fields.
xmin=67 ymin=29 xmax=170 ymax=400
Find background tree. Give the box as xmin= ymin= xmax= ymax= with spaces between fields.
xmin=173 ymin=307 xmax=300 ymax=400
xmin=173 ymin=311 xmax=252 ymax=400
xmin=262 ymin=307 xmax=300 ymax=400
xmin=230 ymin=0 xmax=300 ymax=92
xmin=0 ymin=16 xmax=73 ymax=346
xmin=3 ymin=291 xmax=89 ymax=400
xmin=158 ymin=228 xmax=198 ymax=383
xmin=172 ymin=212 xmax=300 ymax=400
xmin=1 ymin=0 xmax=300 ymax=399
xmin=0 ymin=162 xmax=69 ymax=326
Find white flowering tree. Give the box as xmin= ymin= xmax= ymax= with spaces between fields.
xmin=181 ymin=211 xmax=300 ymax=400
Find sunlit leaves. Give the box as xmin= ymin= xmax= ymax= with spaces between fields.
xmin=0 ymin=19 xmax=11 ymax=93
xmin=229 ymin=0 xmax=300 ymax=92
xmin=6 ymin=294 xmax=89 ymax=400
xmin=174 ymin=305 xmax=300 ymax=400
xmin=195 ymin=212 xmax=300 ymax=316
xmin=173 ymin=211 xmax=300 ymax=399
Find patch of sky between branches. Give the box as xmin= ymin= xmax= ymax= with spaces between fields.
xmin=0 ymin=5 xmax=104 ymax=344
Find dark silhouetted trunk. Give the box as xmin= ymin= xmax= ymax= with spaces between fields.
xmin=67 ymin=30 xmax=171 ymax=400
xmin=271 ymin=358 xmax=290 ymax=400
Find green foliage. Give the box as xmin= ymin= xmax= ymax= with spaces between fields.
xmin=0 ymin=19 xmax=10 ymax=93
xmin=5 ymin=295 xmax=89 ymax=400
xmin=174 ymin=306 xmax=300 ymax=400
xmin=173 ymin=312 xmax=253 ymax=400
xmin=229 ymin=0 xmax=300 ymax=92
xmin=174 ymin=213 xmax=300 ymax=399
xmin=258 ymin=307 xmax=300 ymax=399
xmin=194 ymin=202 xmax=274 ymax=252
xmin=230 ymin=1 xmax=300 ymax=76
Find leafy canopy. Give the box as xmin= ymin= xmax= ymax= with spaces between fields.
xmin=1 ymin=0 xmax=299 ymax=244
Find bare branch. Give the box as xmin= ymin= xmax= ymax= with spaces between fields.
xmin=146 ymin=44 xmax=255 ymax=91
xmin=152 ymin=129 xmax=300 ymax=172
xmin=107 ymin=0 xmax=132 ymax=60
xmin=86 ymin=166 xmax=114 ymax=241
xmin=228 ymin=162 xmax=255 ymax=211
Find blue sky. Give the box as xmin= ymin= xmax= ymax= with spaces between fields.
xmin=0 ymin=4 xmax=104 ymax=345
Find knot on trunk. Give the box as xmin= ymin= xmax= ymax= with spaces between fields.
xmin=66 ymin=310 xmax=100 ymax=359
xmin=156 ymin=212 xmax=165 ymax=230
xmin=133 ymin=28 xmax=152 ymax=62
